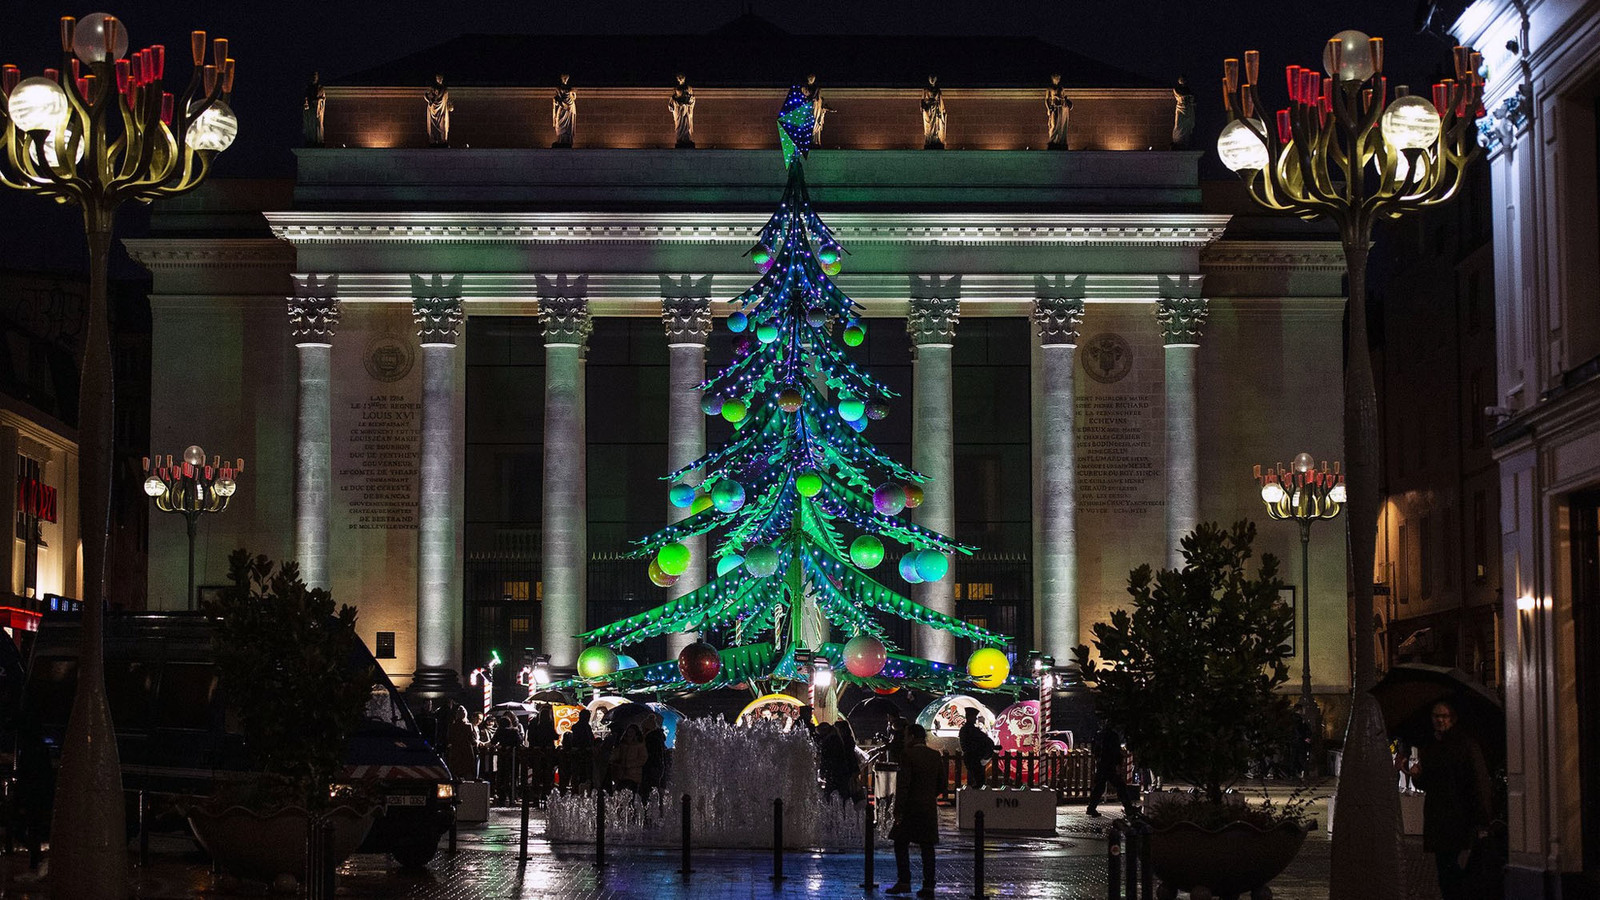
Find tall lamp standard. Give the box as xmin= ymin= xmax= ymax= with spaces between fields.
xmin=143 ymin=445 xmax=244 ymax=609
xmin=1255 ymin=453 xmax=1345 ymax=778
xmin=1218 ymin=32 xmax=1481 ymax=900
xmin=0 ymin=13 xmax=237 ymax=896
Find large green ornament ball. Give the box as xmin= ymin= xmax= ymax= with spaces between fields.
xmin=745 ymin=545 xmax=780 ymax=577
xmin=914 ymin=549 xmax=948 ymax=582
xmin=657 ymin=542 xmax=691 ymax=576
xmin=577 ymin=645 xmax=620 ymax=679
xmin=648 ymin=559 xmax=679 ymax=587
xmin=838 ymin=398 xmax=866 ymax=422
xmin=849 ymin=534 xmax=885 ymax=569
xmin=842 ymin=324 xmax=866 ymax=347
xmin=796 ymin=472 xmax=824 ymax=497
xmin=756 ymin=322 xmax=780 ymax=344
xmin=690 ymin=494 xmax=714 ymax=515
xmin=712 ymin=479 xmax=746 ymax=513
xmin=721 ymin=399 xmax=748 ymax=423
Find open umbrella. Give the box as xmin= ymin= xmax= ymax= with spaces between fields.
xmin=1371 ymin=663 xmax=1503 ymax=763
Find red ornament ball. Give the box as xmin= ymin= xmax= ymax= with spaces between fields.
xmin=678 ymin=641 xmax=722 ymax=685
xmin=873 ymin=685 xmax=900 ymax=695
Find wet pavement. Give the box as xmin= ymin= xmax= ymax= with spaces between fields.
xmin=0 ymin=782 xmax=1442 ymax=899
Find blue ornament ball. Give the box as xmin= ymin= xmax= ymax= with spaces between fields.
xmin=898 ymin=552 xmax=924 ymax=584
xmin=914 ymin=549 xmax=949 ymax=582
xmin=669 ymin=483 xmax=696 ymax=508
xmin=701 ymin=395 xmax=724 ymax=416
xmin=728 ymin=312 xmax=749 ymax=333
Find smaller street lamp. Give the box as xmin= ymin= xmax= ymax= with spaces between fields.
xmin=143 ymin=444 xmax=243 ymax=609
xmin=1254 ymin=452 xmax=1344 ymax=778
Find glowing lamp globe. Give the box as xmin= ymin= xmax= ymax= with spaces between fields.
xmin=711 ymin=479 xmax=746 ymax=513
xmin=7 ymin=78 xmax=70 ymax=133
xmin=215 ymin=477 xmax=237 ymax=497
xmin=843 ymin=634 xmax=888 ymax=678
xmin=805 ymin=308 xmax=827 ymax=328
xmin=1381 ymin=95 xmax=1442 ymax=151
xmin=678 ymin=641 xmax=722 ymax=684
xmin=777 ymin=388 xmax=803 ymax=412
xmin=842 ymin=325 xmax=866 ymax=347
xmin=750 ymin=245 xmax=772 ymax=267
xmin=721 ymin=399 xmax=748 ymax=423
xmin=866 ymin=401 xmax=889 ymax=421
xmin=872 ymin=483 xmax=906 ymax=515
xmin=577 ymin=646 xmax=620 ymax=679
xmin=716 ymin=554 xmax=744 ymax=576
xmin=1217 ymin=119 xmax=1269 ymax=173
xmin=745 ymin=545 xmax=780 ymax=577
xmin=728 ymin=312 xmax=749 ymax=333
xmin=1322 ymin=29 xmax=1376 ymax=82
xmin=701 ymin=394 xmax=724 ymax=416
xmin=914 ymin=550 xmax=948 ymax=582
xmin=187 ymin=101 xmax=239 ymax=152
xmin=756 ymin=322 xmax=780 ymax=344
xmin=72 ymin=13 xmax=130 ymax=64
xmin=903 ymin=484 xmax=924 ymax=509
xmin=1292 ymin=452 xmax=1315 ymax=473
xmin=967 ymin=647 xmax=1010 ymax=689
xmin=143 ymin=475 xmax=165 ymax=497
xmin=796 ymin=472 xmax=824 ymax=497
xmin=690 ymin=494 xmax=714 ymax=514
xmin=648 ymin=560 xmax=679 ymax=587
xmin=656 ymin=542 xmax=691 ymax=576
xmin=669 ymin=483 xmax=696 ymax=508
xmin=1260 ymin=482 xmax=1286 ymax=504
xmin=849 ymin=534 xmax=885 ymax=569
xmin=183 ymin=445 xmax=207 ymax=466
xmin=899 ymin=553 xmax=924 ymax=584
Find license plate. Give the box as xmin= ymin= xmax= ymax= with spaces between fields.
xmin=387 ymin=795 xmax=426 ymax=807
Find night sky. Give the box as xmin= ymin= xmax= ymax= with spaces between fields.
xmin=0 ymin=0 xmax=1461 ymax=272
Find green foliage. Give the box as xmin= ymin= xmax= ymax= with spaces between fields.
xmin=204 ymin=549 xmax=374 ymax=810
xmin=1073 ymin=521 xmax=1295 ymax=805
xmin=1143 ymin=785 xmax=1320 ymax=831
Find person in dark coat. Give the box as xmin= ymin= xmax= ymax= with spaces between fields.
xmin=1086 ymin=724 xmax=1135 ymax=817
xmin=642 ymin=726 xmax=667 ymax=796
xmin=958 ymin=708 xmax=995 ymax=789
xmin=446 ymin=705 xmax=480 ymax=782
xmin=563 ymin=713 xmax=596 ymax=791
xmin=883 ymin=712 xmax=908 ymax=763
xmin=1403 ymin=700 xmax=1492 ymax=900
xmin=887 ymin=724 xmax=944 ymax=897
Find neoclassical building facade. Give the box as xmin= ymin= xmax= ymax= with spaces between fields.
xmin=125 ymin=27 xmax=1349 ymax=711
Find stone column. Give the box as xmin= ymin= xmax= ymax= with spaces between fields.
xmin=287 ymin=275 xmax=340 ymax=589
xmin=907 ymin=277 xmax=961 ymax=663
xmin=539 ymin=278 xmax=593 ymax=669
xmin=1155 ymin=279 xmax=1209 ymax=568
xmin=410 ymin=278 xmax=466 ymax=694
xmin=661 ymin=276 xmax=713 ymax=658
xmin=1032 ymin=291 xmax=1086 ymax=663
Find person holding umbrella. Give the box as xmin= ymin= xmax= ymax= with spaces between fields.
xmin=1400 ymin=699 xmax=1492 ymax=900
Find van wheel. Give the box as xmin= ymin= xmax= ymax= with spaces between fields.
xmin=392 ymin=842 xmax=438 ymax=869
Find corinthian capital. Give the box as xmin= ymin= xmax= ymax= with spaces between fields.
xmin=661 ymin=275 xmax=713 ymax=345
xmin=538 ymin=279 xmax=592 ymax=348
xmin=1155 ymin=274 xmax=1208 ymax=345
xmin=410 ymin=273 xmax=465 ymax=345
xmin=288 ymin=273 xmax=341 ymax=342
xmin=907 ymin=275 xmax=962 ymax=348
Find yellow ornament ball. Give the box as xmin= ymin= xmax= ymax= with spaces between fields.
xmin=967 ymin=647 xmax=1010 ymax=689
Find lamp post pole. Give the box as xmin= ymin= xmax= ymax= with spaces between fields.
xmin=0 ymin=14 xmax=237 ymax=897
xmin=1255 ymin=453 xmax=1344 ymax=778
xmin=1219 ymin=32 xmax=1481 ymax=900
xmin=143 ymin=445 xmax=244 ymax=608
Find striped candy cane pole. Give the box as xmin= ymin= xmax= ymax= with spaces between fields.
xmin=469 ymin=666 xmax=491 ymax=717
xmin=1039 ymin=668 xmax=1052 ymax=745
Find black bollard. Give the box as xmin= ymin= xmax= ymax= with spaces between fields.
xmin=970 ymin=809 xmax=986 ymax=899
xmin=860 ymin=799 xmax=876 ymax=890
xmin=138 ymin=790 xmax=149 ymax=868
xmin=1138 ymin=820 xmax=1152 ymax=900
xmin=320 ymin=816 xmax=336 ymax=899
xmin=1106 ymin=822 xmax=1122 ymax=900
xmin=679 ymin=793 xmax=693 ymax=879
xmin=304 ymin=816 xmax=317 ymax=900
xmin=595 ymin=790 xmax=607 ymax=867
xmin=770 ymin=798 xmax=785 ymax=883
xmin=448 ymin=802 xmax=458 ymax=855
xmin=519 ymin=766 xmax=532 ymax=861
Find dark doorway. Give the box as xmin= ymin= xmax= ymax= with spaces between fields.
xmin=1572 ymin=490 xmax=1600 ymax=877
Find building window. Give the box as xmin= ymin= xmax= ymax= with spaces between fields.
xmin=501 ymin=580 xmax=531 ymax=602
xmin=1469 ymin=369 xmax=1486 ymax=447
xmin=375 ymin=632 xmax=396 ymax=659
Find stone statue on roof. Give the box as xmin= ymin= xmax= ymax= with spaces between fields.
xmin=1172 ymin=75 xmax=1196 ymax=150
xmin=670 ymin=73 xmax=696 ymax=149
xmin=552 ymin=74 xmax=576 ymax=148
xmin=803 ymin=74 xmax=836 ymax=146
xmin=424 ymin=74 xmax=453 ymax=147
xmin=1045 ymin=73 xmax=1073 ymax=150
xmin=303 ymin=72 xmax=325 ymax=147
xmin=921 ymin=74 xmax=945 ymax=149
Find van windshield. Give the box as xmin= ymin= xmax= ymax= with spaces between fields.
xmin=362 ymin=683 xmax=416 ymax=733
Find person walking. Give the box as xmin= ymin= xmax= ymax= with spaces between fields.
xmin=610 ymin=724 xmax=648 ymax=795
xmin=1402 ymin=700 xmax=1493 ymax=900
xmin=887 ymin=724 xmax=944 ymax=897
xmin=1086 ymin=724 xmax=1136 ymax=818
xmin=446 ymin=705 xmax=479 ymax=782
xmin=958 ymin=707 xmax=995 ymax=789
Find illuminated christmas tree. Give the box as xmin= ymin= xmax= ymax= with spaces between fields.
xmin=569 ymin=88 xmax=1015 ymax=696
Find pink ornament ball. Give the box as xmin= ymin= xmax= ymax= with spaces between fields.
xmin=872 ymin=483 xmax=906 ymax=515
xmin=843 ymin=634 xmax=888 ymax=678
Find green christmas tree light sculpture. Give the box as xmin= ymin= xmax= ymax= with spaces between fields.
xmin=568 ymin=87 xmax=1015 ymax=696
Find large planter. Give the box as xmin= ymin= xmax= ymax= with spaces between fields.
xmin=188 ymin=804 xmax=376 ymax=883
xmin=1148 ymin=820 xmax=1307 ymax=899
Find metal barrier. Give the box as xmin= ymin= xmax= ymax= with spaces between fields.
xmin=939 ymin=749 xmax=1096 ymax=800
xmin=1105 ymin=818 xmax=1152 ymax=900
xmin=303 ymin=816 xmax=335 ymax=899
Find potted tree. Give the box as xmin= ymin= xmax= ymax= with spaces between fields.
xmin=187 ymin=550 xmax=378 ymax=885
xmin=1074 ymin=521 xmax=1312 ymax=900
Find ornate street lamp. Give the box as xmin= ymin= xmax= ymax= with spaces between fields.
xmin=1219 ymin=32 xmax=1481 ymax=900
xmin=142 ymin=445 xmax=244 ymax=609
xmin=0 ymin=13 xmax=236 ymax=896
xmin=1255 ymin=453 xmax=1344 ymax=778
